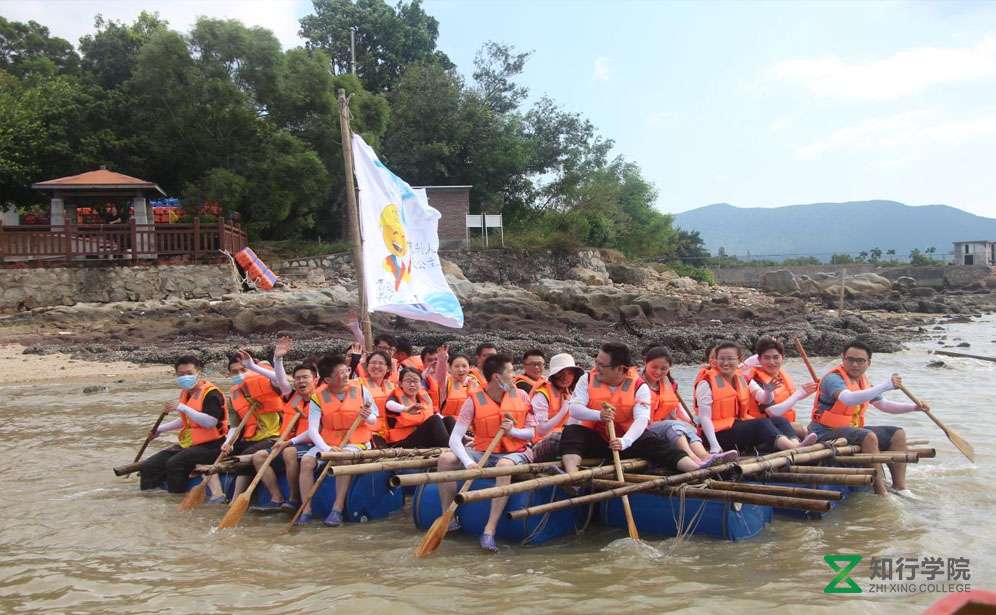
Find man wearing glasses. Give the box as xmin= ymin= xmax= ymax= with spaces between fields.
xmin=809 ymin=340 xmax=928 ymax=499
xmin=559 ymin=342 xmax=701 ymax=476
xmin=514 ymin=349 xmax=547 ymax=393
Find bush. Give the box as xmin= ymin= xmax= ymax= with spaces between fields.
xmin=653 ymin=262 xmax=715 ymax=285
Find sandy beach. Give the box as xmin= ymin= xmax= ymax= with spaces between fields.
xmin=0 ymin=343 xmax=171 ymax=387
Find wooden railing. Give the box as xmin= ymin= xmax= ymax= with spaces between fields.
xmin=0 ymin=218 xmax=248 ymax=267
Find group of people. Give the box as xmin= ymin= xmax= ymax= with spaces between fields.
xmin=139 ymin=332 xmax=928 ymax=552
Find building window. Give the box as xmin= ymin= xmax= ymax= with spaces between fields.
xmin=965 ymin=244 xmax=970 ymax=254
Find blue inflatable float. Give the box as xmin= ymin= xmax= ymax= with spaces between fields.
xmin=600 ymin=493 xmax=772 ymax=541
xmin=180 ymin=469 xmax=404 ymax=522
xmin=412 ymin=480 xmax=587 ymax=545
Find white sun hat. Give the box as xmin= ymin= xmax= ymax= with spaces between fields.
xmin=547 ymin=353 xmax=584 ymax=380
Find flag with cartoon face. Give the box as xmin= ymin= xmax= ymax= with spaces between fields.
xmin=352 ymin=133 xmax=464 ymax=328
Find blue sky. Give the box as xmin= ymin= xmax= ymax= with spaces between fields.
xmin=6 ymin=0 xmax=996 ymax=217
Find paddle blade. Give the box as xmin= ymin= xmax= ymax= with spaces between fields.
xmin=621 ymin=496 xmax=640 ymax=541
xmin=946 ymin=430 xmax=975 ymax=463
xmin=415 ymin=509 xmax=454 ymax=557
xmin=217 ymin=493 xmax=250 ymax=529
xmin=178 ymin=482 xmax=207 ymax=512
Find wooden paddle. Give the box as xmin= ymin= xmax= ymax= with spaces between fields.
xmin=605 ymin=415 xmax=639 ymax=541
xmin=896 ymin=384 xmax=975 ymax=463
xmin=132 ymin=409 xmax=169 ymax=464
xmin=286 ymin=411 xmax=367 ymax=531
xmin=415 ymin=415 xmax=510 ymax=558
xmin=218 ymin=408 xmax=302 ymax=529
xmin=178 ymin=401 xmax=258 ymax=512
xmin=667 ymin=374 xmax=697 ymax=421
xmin=793 ymin=338 xmax=820 ymax=384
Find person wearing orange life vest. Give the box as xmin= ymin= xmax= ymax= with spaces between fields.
xmin=250 ymin=362 xmax=318 ymax=513
xmin=808 ymin=340 xmax=927 ymax=498
xmin=434 ymin=353 xmax=537 ymax=553
xmin=514 ymin=349 xmax=547 ymax=393
xmin=530 ymin=353 xmax=584 ymax=462
xmin=430 ymin=345 xmax=478 ymax=434
xmin=740 ymin=336 xmax=817 ymax=440
xmin=468 ymin=342 xmax=497 ymax=389
xmin=139 ymin=355 xmax=227 ymax=493
xmin=418 ymin=344 xmax=440 ymax=392
xmin=697 ymin=341 xmax=818 ymax=455
xmin=560 ymin=343 xmax=701 ymax=477
xmin=360 ymin=350 xmax=397 ymax=448
xmin=382 ymin=367 xmax=450 ymax=448
xmin=642 ymin=346 xmax=737 ymax=467
xmin=295 ymin=354 xmax=376 ymax=527
xmin=394 ymin=338 xmax=423 ymax=372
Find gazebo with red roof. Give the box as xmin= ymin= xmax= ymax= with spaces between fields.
xmin=31 ymin=166 xmax=166 ymax=227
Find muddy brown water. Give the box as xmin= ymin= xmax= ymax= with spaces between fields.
xmin=1 ymin=318 xmax=993 ymax=613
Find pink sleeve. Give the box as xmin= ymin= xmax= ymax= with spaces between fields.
xmin=455 ymin=397 xmax=475 ymax=427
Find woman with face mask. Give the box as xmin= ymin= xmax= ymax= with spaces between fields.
xmin=139 ymin=355 xmax=228 ymax=494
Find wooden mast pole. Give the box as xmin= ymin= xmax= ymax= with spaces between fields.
xmin=338 ymin=88 xmax=373 ymax=351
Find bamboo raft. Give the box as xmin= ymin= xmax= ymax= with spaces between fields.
xmin=124 ymin=438 xmax=937 ymax=543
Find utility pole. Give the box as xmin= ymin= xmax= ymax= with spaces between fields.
xmin=350 ymin=28 xmax=357 ymax=75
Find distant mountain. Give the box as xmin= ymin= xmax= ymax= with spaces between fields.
xmin=673 ymin=200 xmax=996 ymax=261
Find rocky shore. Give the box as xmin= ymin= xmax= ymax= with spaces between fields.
xmin=2 ymin=248 xmax=994 ymax=370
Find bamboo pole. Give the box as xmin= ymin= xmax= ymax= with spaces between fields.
xmin=453 ymin=460 xmax=649 ymax=505
xmin=337 ymin=88 xmax=372 ymax=352
xmin=831 ymin=452 xmax=921 ymax=464
xmin=762 ymin=472 xmax=873 ymax=486
xmin=393 ymin=460 xmax=567 ymax=488
xmin=906 ymin=438 xmax=930 ymax=446
xmin=327 ymin=456 xmax=440 ymax=477
xmin=195 ymin=460 xmax=251 ymax=475
xmin=687 ymin=480 xmax=845 ymax=501
xmin=113 ymin=461 xmax=146 ymax=477
xmin=319 ymin=447 xmax=446 ymax=462
xmin=545 ymin=480 xmax=833 ymax=516
xmin=782 ymin=466 xmax=876 ymax=475
xmin=930 ymin=349 xmax=996 ymax=363
xmin=732 ymin=445 xmax=862 ymax=478
xmin=460 ymin=439 xmax=850 ymax=507
xmin=908 ymin=447 xmax=936 ymax=458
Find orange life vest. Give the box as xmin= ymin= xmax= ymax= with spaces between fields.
xmin=234 ymin=247 xmax=278 ymax=290
xmin=468 ymin=367 xmax=487 ymax=389
xmin=441 ymin=375 xmax=473 ymax=417
xmin=386 ymin=388 xmax=434 ymax=443
xmin=400 ymin=356 xmax=424 ymax=371
xmin=747 ymin=368 xmax=798 ymax=422
xmin=179 ymin=381 xmax=226 ymax=447
xmin=529 ymin=381 xmax=569 ymax=441
xmin=812 ymin=365 xmax=869 ymax=428
xmin=362 ymin=377 xmax=396 ymax=440
xmin=228 ymin=373 xmax=284 ymax=441
xmin=586 ymin=371 xmax=641 ymax=441
xmin=648 ymin=378 xmax=682 ymax=423
xmin=470 ymin=389 xmax=531 ymax=453
xmin=282 ymin=391 xmax=311 ymax=439
xmin=314 ymin=382 xmax=370 ymax=446
xmin=694 ymin=368 xmax=749 ymax=433
xmin=514 ymin=373 xmax=545 ymax=392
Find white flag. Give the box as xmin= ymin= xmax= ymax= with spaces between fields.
xmin=352 ymin=133 xmax=464 ymax=328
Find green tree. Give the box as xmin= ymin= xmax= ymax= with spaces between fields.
xmin=472 ymin=41 xmax=531 ymax=114
xmin=79 ymin=12 xmax=168 ymax=89
xmin=300 ymin=0 xmax=451 ymax=92
xmin=869 ymin=247 xmax=882 ymax=263
xmin=0 ymin=17 xmax=79 ymax=79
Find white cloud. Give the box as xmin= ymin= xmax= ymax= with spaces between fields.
xmin=593 ymin=56 xmax=611 ymax=81
xmin=4 ymin=1 xmax=309 ymax=49
xmin=772 ymin=35 xmax=996 ymax=101
xmin=797 ymin=109 xmax=996 ymax=160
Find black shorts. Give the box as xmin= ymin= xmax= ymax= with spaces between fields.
xmin=233 ymin=438 xmax=277 ymax=455
xmin=559 ymin=424 xmax=687 ymax=472
xmin=811 ymin=424 xmax=901 ymax=450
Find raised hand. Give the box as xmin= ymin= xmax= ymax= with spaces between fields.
xmin=800 ymin=381 xmax=818 ymax=396
xmin=274 ymin=335 xmax=292 ymax=358
xmin=164 ymin=400 xmax=179 ymax=414
xmin=890 ymin=373 xmax=903 ymax=390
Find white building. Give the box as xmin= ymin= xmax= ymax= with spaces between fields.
xmin=951 ymin=241 xmax=994 ymax=266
